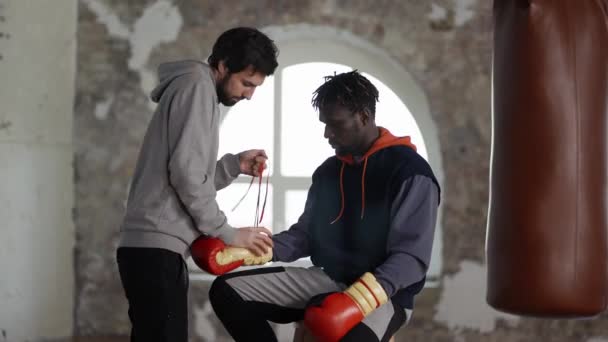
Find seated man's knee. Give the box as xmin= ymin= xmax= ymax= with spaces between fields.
xmin=209 ymin=275 xmax=233 ymax=308
xmin=339 ymin=323 xmax=378 ymax=342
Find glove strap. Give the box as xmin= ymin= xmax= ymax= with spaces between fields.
xmin=216 ymin=247 xmax=272 ymax=266
xmin=345 ymin=272 xmax=388 ymax=316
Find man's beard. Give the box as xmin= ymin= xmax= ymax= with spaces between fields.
xmin=216 ymin=76 xmax=238 ymax=106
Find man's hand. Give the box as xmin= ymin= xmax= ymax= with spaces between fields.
xmin=232 ymin=226 xmax=273 ymax=256
xmin=190 ymin=227 xmax=273 ymax=275
xmin=238 ymin=149 xmax=267 ymax=177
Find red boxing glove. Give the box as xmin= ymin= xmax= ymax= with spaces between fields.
xmin=190 ymin=236 xmax=272 ymax=275
xmin=304 ymin=272 xmax=388 ymax=342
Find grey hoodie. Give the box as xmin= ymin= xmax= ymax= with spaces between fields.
xmin=119 ymin=60 xmax=239 ymax=259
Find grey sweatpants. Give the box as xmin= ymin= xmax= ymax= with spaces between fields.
xmin=211 ymin=266 xmax=410 ymax=341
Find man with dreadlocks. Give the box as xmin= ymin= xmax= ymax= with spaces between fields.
xmin=207 ymin=70 xmax=440 ymax=342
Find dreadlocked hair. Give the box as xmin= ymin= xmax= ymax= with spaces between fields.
xmin=311 ymin=70 xmax=379 ymax=116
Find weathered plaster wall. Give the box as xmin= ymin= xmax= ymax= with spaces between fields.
xmin=74 ymin=0 xmax=608 ymax=341
xmin=0 ymin=0 xmax=77 ymax=341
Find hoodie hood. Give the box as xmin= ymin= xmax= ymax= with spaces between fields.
xmin=336 ymin=127 xmax=416 ymax=164
xmin=150 ymin=60 xmax=215 ymax=103
xmin=331 ymin=127 xmax=417 ymax=224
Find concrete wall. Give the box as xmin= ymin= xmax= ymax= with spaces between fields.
xmin=0 ymin=0 xmax=77 ymax=341
xmin=72 ymin=0 xmax=608 ymax=341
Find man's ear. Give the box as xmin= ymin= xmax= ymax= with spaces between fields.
xmin=218 ymin=60 xmax=229 ymax=77
xmin=359 ymin=111 xmax=371 ymax=125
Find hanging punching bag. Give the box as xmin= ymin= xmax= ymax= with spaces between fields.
xmin=486 ymin=0 xmax=608 ymax=317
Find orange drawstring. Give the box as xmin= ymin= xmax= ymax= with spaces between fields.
xmin=329 ymin=128 xmax=415 ymax=224
xmin=331 ymin=158 xmax=369 ymax=224
xmin=360 ymin=157 xmax=368 ymax=219
xmin=330 ymin=162 xmax=346 ymax=224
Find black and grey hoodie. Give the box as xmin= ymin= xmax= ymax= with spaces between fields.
xmin=119 ymin=60 xmax=240 ymax=259
xmin=272 ymin=127 xmax=441 ymax=310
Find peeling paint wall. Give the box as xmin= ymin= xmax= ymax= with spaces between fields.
xmin=81 ymin=0 xmax=182 ymax=109
xmin=435 ymin=261 xmax=520 ymax=333
xmin=74 ymin=0 xmax=608 ymax=341
xmin=0 ymin=0 xmax=77 ymax=341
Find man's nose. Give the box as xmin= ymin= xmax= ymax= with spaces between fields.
xmin=324 ymin=126 xmax=333 ymax=139
xmin=244 ymin=88 xmax=255 ymax=100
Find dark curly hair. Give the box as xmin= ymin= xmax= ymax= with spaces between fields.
xmin=208 ymin=27 xmax=279 ymax=76
xmin=312 ymin=70 xmax=379 ymax=117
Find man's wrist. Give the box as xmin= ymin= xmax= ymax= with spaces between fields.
xmin=216 ymin=223 xmax=237 ymax=245
xmin=226 ymin=153 xmax=242 ymax=176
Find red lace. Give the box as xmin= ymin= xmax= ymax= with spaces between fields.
xmin=231 ymin=164 xmax=269 ymax=227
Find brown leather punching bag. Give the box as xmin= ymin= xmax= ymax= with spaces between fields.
xmin=487 ymin=0 xmax=608 ymax=317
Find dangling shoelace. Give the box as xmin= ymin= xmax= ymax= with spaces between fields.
xmin=231 ymin=163 xmax=269 ymax=227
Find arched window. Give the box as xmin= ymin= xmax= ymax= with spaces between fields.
xmin=214 ymin=25 xmax=443 ymax=284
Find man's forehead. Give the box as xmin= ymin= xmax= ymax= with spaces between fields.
xmin=320 ymin=104 xmax=353 ymax=119
xmin=240 ymin=66 xmax=266 ymax=84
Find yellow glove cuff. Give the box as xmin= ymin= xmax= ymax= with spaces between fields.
xmin=216 ymin=247 xmax=272 ymax=266
xmin=344 ymin=272 xmax=388 ymax=316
